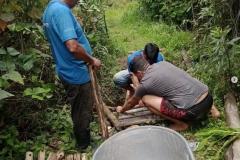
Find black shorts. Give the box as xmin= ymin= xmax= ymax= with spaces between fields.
xmin=160 ymin=94 xmax=213 ymax=122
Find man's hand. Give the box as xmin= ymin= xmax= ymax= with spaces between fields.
xmin=91 ymin=57 xmax=101 ymax=70
xmin=116 ymin=106 xmax=123 ymax=113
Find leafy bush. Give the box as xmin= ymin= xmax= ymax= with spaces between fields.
xmin=0 ymin=0 xmax=110 ymax=159
xmin=139 ymin=0 xmax=240 ymax=33
xmin=196 ymin=127 xmax=240 ymax=160
xmin=139 ymin=0 xmax=192 ymax=27
xmin=190 ymin=27 xmax=240 ymax=98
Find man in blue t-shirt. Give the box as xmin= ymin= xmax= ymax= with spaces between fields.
xmin=113 ymin=43 xmax=164 ymax=107
xmin=113 ymin=43 xmax=164 ymax=89
xmin=42 ymin=0 xmax=101 ymax=149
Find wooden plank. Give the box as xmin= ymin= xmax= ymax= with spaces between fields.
xmin=118 ymin=115 xmax=161 ymax=127
xmin=25 ymin=151 xmax=33 ymax=160
xmin=38 ymin=150 xmax=45 ymax=160
xmin=119 ymin=110 xmax=153 ymax=120
xmin=125 ymin=107 xmax=148 ymax=114
xmin=73 ymin=153 xmax=81 ymax=160
xmin=89 ymin=67 xmax=109 ymax=139
xmin=47 ymin=152 xmax=57 ymax=160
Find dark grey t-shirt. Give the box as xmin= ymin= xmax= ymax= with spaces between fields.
xmin=134 ymin=61 xmax=208 ymax=109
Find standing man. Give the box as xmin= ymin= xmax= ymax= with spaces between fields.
xmin=42 ymin=0 xmax=101 ymax=149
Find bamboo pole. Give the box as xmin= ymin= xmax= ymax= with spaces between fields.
xmin=89 ymin=66 xmax=109 ymax=139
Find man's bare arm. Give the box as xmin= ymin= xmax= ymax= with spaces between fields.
xmin=118 ymin=96 xmax=141 ymax=113
xmin=65 ymin=39 xmax=101 ymax=68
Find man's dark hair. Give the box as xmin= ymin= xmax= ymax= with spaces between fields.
xmin=129 ymin=56 xmax=149 ymax=73
xmin=144 ymin=43 xmax=159 ymax=64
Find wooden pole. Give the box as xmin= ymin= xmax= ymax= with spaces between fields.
xmin=89 ymin=66 xmax=109 ymax=139
xmin=25 ymin=152 xmax=33 ymax=160
xmin=224 ymin=92 xmax=240 ymax=160
xmin=103 ymin=104 xmax=121 ymax=130
xmin=37 ymin=150 xmax=45 ymax=160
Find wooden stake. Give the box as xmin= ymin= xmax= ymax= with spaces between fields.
xmin=38 ymin=150 xmax=45 ymax=160
xmin=65 ymin=154 xmax=74 ymax=160
xmin=25 ymin=151 xmax=33 ymax=160
xmin=89 ymin=66 xmax=109 ymax=139
xmin=56 ymin=151 xmax=64 ymax=160
xmin=73 ymin=153 xmax=81 ymax=160
xmin=47 ymin=152 xmax=57 ymax=160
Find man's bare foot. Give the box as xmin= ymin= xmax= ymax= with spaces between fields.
xmin=169 ymin=122 xmax=188 ymax=131
xmin=210 ymin=105 xmax=220 ymax=118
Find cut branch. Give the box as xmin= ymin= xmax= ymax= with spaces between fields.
xmin=103 ymin=104 xmax=121 ymax=130
xmin=89 ymin=67 xmax=109 ymax=139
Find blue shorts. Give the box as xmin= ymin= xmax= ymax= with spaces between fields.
xmin=113 ymin=69 xmax=131 ymax=88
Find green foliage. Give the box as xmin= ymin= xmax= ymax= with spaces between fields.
xmin=0 ymin=0 xmax=53 ymax=101
xmin=0 ymin=0 xmax=110 ymax=159
xmin=24 ymin=84 xmax=54 ymax=101
xmin=0 ymin=126 xmax=28 ymax=159
xmin=139 ymin=0 xmax=239 ymax=33
xmin=196 ymin=128 xmax=240 ymax=160
xmin=191 ymin=27 xmax=240 ymax=97
xmin=0 ymin=89 xmax=14 ymax=100
xmin=139 ymin=0 xmax=192 ymax=26
xmin=0 ymin=106 xmax=75 ymax=159
xmin=0 ymin=0 xmax=48 ymax=21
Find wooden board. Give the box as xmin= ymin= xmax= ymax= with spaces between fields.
xmin=104 ymin=105 xmax=162 ymax=129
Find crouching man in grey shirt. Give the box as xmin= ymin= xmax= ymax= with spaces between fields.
xmin=117 ymin=57 xmax=219 ymax=131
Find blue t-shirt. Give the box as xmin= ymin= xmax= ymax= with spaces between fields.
xmin=42 ymin=0 xmax=92 ymax=84
xmin=127 ymin=50 xmax=165 ymax=71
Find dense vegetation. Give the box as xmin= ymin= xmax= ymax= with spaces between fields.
xmin=0 ymin=0 xmax=239 ymax=159
xmin=0 ymin=0 xmax=113 ymax=159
